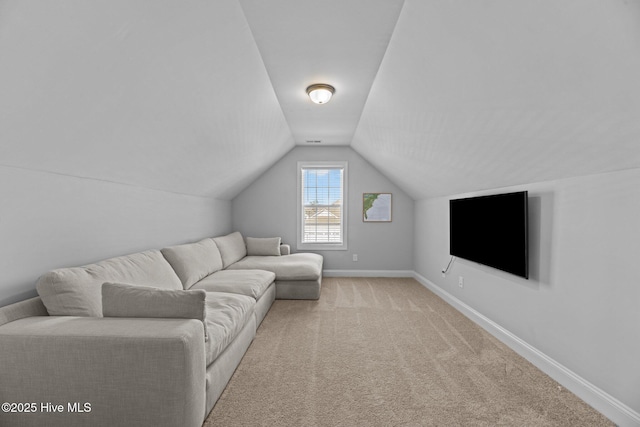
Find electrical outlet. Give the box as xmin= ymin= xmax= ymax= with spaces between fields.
xmin=352 ymin=254 xmax=358 ymax=262
xmin=458 ymin=276 xmax=464 ymax=288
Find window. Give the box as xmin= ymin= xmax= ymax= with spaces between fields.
xmin=297 ymin=161 xmax=348 ymax=250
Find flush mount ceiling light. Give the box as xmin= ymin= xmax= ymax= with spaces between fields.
xmin=306 ymin=84 xmax=335 ymax=104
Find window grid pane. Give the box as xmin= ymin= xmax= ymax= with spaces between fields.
xmin=301 ymin=167 xmax=343 ymax=244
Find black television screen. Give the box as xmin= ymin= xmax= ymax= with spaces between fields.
xmin=449 ymin=191 xmax=528 ymax=279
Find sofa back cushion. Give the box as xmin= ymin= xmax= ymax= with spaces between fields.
xmin=161 ymin=239 xmax=223 ymax=289
xmin=36 ymin=250 xmax=182 ymax=317
xmin=213 ymin=232 xmax=247 ymax=268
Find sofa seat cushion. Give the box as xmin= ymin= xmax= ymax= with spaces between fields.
xmin=204 ymin=292 xmax=255 ymax=366
xmin=36 ymin=250 xmax=182 ymax=317
xmin=161 ymin=238 xmax=223 ymax=289
xmin=226 ymin=253 xmax=323 ymax=281
xmin=191 ymin=270 xmax=275 ymax=300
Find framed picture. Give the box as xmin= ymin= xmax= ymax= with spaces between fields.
xmin=363 ymin=193 xmax=392 ymax=222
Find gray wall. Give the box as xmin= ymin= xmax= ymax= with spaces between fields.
xmin=232 ymin=146 xmax=414 ymax=272
xmin=413 ymin=167 xmax=640 ymax=415
xmin=0 ymin=166 xmax=232 ymax=307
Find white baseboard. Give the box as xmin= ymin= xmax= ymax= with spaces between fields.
xmin=323 ymin=269 xmax=413 ymax=278
xmin=412 ymin=271 xmax=640 ymax=427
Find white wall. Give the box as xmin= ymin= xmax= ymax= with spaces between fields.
xmin=0 ymin=166 xmax=231 ymax=307
xmin=414 ymin=168 xmax=640 ymax=417
xmin=232 ymin=146 xmax=414 ymax=272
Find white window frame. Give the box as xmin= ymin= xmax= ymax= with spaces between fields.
xmin=297 ymin=161 xmax=348 ymax=251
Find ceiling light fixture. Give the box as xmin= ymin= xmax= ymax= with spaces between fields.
xmin=306 ymin=84 xmax=335 ymax=104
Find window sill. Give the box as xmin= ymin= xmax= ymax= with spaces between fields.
xmin=297 ymin=242 xmax=348 ymax=251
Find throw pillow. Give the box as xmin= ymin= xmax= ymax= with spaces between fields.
xmin=102 ymin=282 xmax=208 ymax=339
xmin=246 ymin=237 xmax=282 ymax=256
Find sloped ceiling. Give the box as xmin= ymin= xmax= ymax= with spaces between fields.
xmin=239 ymin=0 xmax=404 ymax=145
xmin=0 ymin=0 xmax=293 ymax=200
xmin=1 ymin=0 xmax=639 ymax=201
xmin=353 ymin=0 xmax=640 ymax=199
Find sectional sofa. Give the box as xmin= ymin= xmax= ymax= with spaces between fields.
xmin=0 ymin=231 xmax=323 ymax=427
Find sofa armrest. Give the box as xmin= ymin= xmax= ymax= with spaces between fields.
xmin=0 ymin=316 xmax=206 ymax=427
xmin=280 ymin=244 xmax=291 ymax=255
xmin=0 ymin=296 xmax=48 ymax=326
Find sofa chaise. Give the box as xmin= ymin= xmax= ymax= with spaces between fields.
xmin=0 ymin=232 xmax=323 ymax=427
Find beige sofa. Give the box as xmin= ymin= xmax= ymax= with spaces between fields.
xmin=0 ymin=232 xmax=323 ymax=427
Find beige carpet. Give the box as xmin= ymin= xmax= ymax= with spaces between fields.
xmin=204 ymin=277 xmax=612 ymax=426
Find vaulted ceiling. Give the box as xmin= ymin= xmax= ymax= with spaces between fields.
xmin=1 ymin=0 xmax=639 ymax=200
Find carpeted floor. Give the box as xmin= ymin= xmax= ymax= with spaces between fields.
xmin=204 ymin=277 xmax=613 ymax=426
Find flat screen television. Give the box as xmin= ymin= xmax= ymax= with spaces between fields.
xmin=449 ymin=191 xmax=528 ymax=279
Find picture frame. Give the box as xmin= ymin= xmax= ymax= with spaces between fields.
xmin=363 ymin=193 xmax=392 ymax=222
